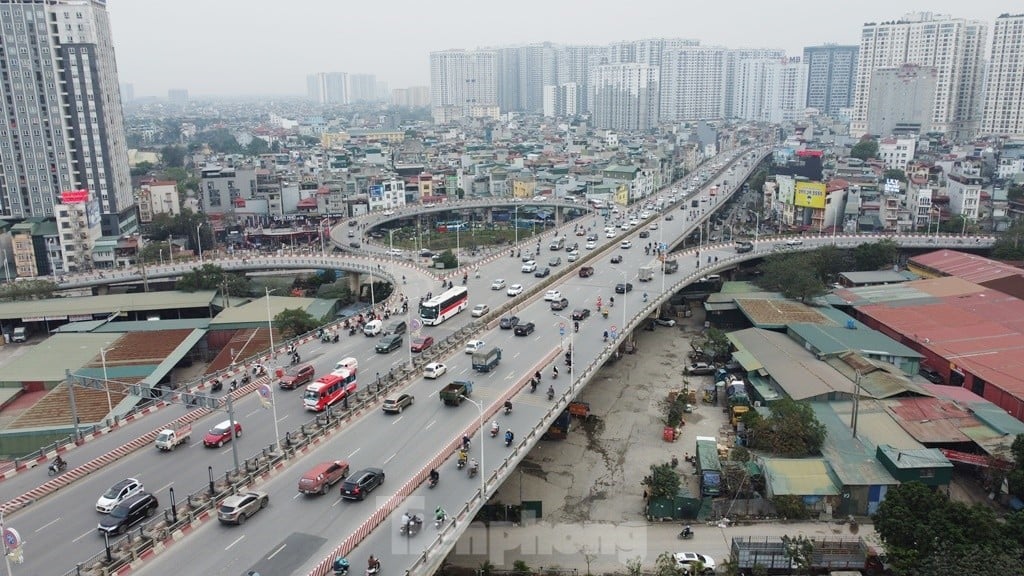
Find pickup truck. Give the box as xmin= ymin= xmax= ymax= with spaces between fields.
xmin=472 ymin=347 xmax=502 ymax=373
xmin=439 ymin=380 xmax=473 ymax=406
xmin=155 ymin=423 xmax=191 ymax=451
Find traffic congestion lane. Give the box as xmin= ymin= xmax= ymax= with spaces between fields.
xmin=133 ymin=294 xmax=573 ymax=576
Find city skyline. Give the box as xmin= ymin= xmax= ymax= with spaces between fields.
xmin=110 ymin=0 xmax=1008 ymax=97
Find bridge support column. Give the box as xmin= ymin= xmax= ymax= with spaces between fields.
xmin=347 ymin=271 xmax=361 ymax=299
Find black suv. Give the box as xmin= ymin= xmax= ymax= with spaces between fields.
xmin=514 ymin=322 xmax=536 ymax=336
xmin=340 ymin=468 xmax=385 ymax=500
xmin=615 ymin=282 xmax=634 ymax=294
xmin=97 ymin=492 xmax=158 ymax=535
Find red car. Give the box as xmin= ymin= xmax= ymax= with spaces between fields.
xmin=411 ymin=336 xmax=434 ymax=353
xmin=203 ymin=419 xmax=242 ymax=448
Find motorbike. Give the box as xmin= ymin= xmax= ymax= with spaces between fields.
xmin=552 ymin=368 xmax=558 ymax=380
xmin=290 ymin=353 xmax=301 ymax=366
xmin=366 ymin=565 xmax=380 ymax=576
xmin=211 ymin=380 xmax=224 ymax=392
xmin=547 ymin=387 xmax=555 ymax=401
xmin=332 ymin=557 xmax=350 ymax=576
xmin=504 ymin=404 xmax=512 ymax=415
xmin=399 ymin=517 xmax=423 ymax=536
xmin=456 ymin=458 xmax=466 ymax=470
xmin=333 ymin=333 xmax=340 ymax=343
xmin=504 ymin=434 xmax=513 ymax=448
xmin=490 ymin=425 xmax=499 ymax=438
xmin=349 ymin=327 xmax=357 ymax=336
xmin=529 ymin=378 xmax=538 ymax=393
xmin=48 ymin=459 xmax=67 ymax=476
xmin=468 ymin=464 xmax=479 ymax=478
xmin=435 ymin=514 xmax=446 ymax=529
xmin=678 ymin=527 xmax=694 ymax=540
xmin=428 ymin=476 xmax=439 ymax=489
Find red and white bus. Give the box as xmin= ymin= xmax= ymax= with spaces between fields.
xmin=419 ymin=286 xmax=468 ymax=326
xmin=303 ymin=369 xmax=357 ymax=412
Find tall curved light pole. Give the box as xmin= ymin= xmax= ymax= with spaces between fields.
xmin=460 ymin=395 xmax=485 ymax=496
xmin=196 ymin=222 xmax=205 ymax=264
xmin=264 ymin=287 xmax=281 ymax=453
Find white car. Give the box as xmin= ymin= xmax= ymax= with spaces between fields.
xmin=567 ymin=252 xmax=579 ymax=262
xmin=507 ymin=284 xmax=524 ymax=297
xmin=620 ymin=240 xmax=632 ymax=249
xmin=521 ymin=261 xmax=537 ymax=273
xmin=619 ymin=222 xmax=630 ymax=230
xmin=639 ymin=211 xmax=651 ymax=219
xmin=423 ymin=362 xmax=447 ymax=379
xmin=471 ymin=304 xmax=490 ymax=317
xmin=585 ymin=241 xmax=597 ymax=250
xmin=649 ymin=222 xmax=659 ymax=230
xmin=785 ymin=238 xmax=803 ymax=246
xmin=673 ymin=552 xmax=716 ymax=575
xmin=605 ymin=229 xmax=617 ymax=238
xmin=465 ymin=340 xmax=486 ymax=354
xmin=382 ymin=210 xmax=395 ymax=216
xmin=96 ymin=478 xmax=144 ymax=513
xmin=544 ymin=290 xmax=562 ymax=301
xmin=491 ymin=279 xmax=506 ymax=290
xmin=386 ymin=248 xmax=403 ymax=257
xmin=629 ymin=218 xmax=639 ymax=226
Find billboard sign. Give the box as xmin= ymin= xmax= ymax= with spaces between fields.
xmin=370 ymin=185 xmax=383 ymax=199
xmin=61 ymin=189 xmax=90 ymax=204
xmin=86 ymin=199 xmax=101 ymax=229
xmin=794 ymin=181 xmax=826 ymax=209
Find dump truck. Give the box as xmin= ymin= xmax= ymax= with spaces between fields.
xmin=730 ymin=536 xmax=886 ymax=575
xmin=695 ymin=436 xmax=722 ymax=497
xmin=638 ymin=266 xmax=654 ymax=282
xmin=155 ymin=423 xmax=191 ymax=451
xmin=439 ymin=380 xmax=474 ymax=406
xmin=663 ymin=259 xmax=678 ymax=274
xmin=472 ymin=346 xmax=502 ymax=373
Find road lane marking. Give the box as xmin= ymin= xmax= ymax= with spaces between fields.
xmin=425 ymin=420 xmax=436 ymax=430
xmin=225 ymin=535 xmax=245 ymax=550
xmin=393 ymin=416 xmax=403 ymax=425
xmin=155 ymin=481 xmax=173 ymax=494
xmin=348 ymin=448 xmax=360 ymax=458
xmin=35 ymin=518 xmax=60 ymax=532
xmin=267 ymin=543 xmax=287 ymax=560
xmin=332 ymin=497 xmax=344 ymax=507
xmin=277 ymin=415 xmax=289 ymax=423
xmin=293 ymin=493 xmax=302 ymax=500
xmin=384 ymin=452 xmax=397 ymax=464
xmin=72 ymin=528 xmax=94 ymax=543
xmin=246 ymin=409 xmax=260 ymax=418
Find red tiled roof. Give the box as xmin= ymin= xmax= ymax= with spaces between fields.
xmin=297 ymin=197 xmax=318 ymax=208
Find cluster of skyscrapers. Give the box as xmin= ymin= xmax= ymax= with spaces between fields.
xmin=429 ymin=12 xmax=1024 ymax=141
xmin=306 ymin=72 xmax=391 ymax=104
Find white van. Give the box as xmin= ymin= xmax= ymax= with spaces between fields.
xmin=334 ymin=357 xmax=358 ymax=374
xmin=362 ymin=320 xmax=383 ymax=337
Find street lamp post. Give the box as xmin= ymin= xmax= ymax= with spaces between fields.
xmin=319 ymin=216 xmax=331 ymax=261
xmin=460 ymin=395 xmax=486 ymax=496
xmin=264 ymin=287 xmax=282 ymax=453
xmin=619 ymin=270 xmax=628 ymax=333
xmin=196 ymin=223 xmax=205 ymax=264
xmin=100 ymin=347 xmax=112 ymax=414
xmin=552 ymin=312 xmax=575 ymax=392
xmin=514 ymin=205 xmax=520 ymax=247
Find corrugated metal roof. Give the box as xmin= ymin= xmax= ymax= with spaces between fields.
xmin=884 ymin=396 xmax=978 ymax=443
xmin=735 ymin=299 xmax=832 ymax=328
xmin=812 ymin=402 xmax=901 ymax=486
xmin=910 ymin=249 xmax=1024 ymax=283
xmin=877 ymin=445 xmax=952 ymax=469
xmin=823 ymin=355 xmax=915 ymax=399
xmin=761 ymin=458 xmax=841 ymax=496
xmin=209 ymin=295 xmax=320 ymax=325
xmin=728 ymin=328 xmax=853 ymax=401
xmin=0 ymin=291 xmax=218 ymax=321
xmin=790 ymin=322 xmax=922 ymax=360
xmin=0 ymin=333 xmax=120 ymax=383
xmin=839 ymin=270 xmax=913 ymax=284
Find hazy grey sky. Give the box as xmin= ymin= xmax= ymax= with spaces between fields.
xmin=109 ymin=0 xmax=1007 ymax=97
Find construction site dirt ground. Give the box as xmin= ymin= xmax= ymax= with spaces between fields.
xmin=446 ymin=305 xmax=738 ymax=571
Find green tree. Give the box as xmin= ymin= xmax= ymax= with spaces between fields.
xmin=435 ymin=249 xmax=459 ymax=269
xmin=246 ymin=137 xmax=270 ymax=156
xmin=850 ymin=139 xmax=878 ymax=160
xmin=642 ymin=462 xmax=681 ymax=500
xmin=130 ymin=161 xmax=154 ymax=177
xmin=749 ymin=169 xmax=768 ymax=197
xmin=176 ymin=264 xmax=251 ymax=296
xmin=273 ymin=308 xmax=321 ymax=339
xmin=653 ymin=552 xmax=685 ymax=576
xmin=781 ymin=535 xmax=815 ymax=576
xmin=991 ymin=223 xmax=1024 ymax=260
xmin=694 ymin=327 xmax=731 ymax=361
xmin=883 ymin=168 xmax=906 ymax=183
xmin=852 ymin=238 xmax=898 ymax=271
xmin=195 ymin=128 xmax=243 ymax=154
xmin=161 ymin=145 xmax=186 ymax=168
xmin=1008 ymin=435 xmax=1024 ymax=499
xmin=138 ymin=241 xmax=172 ymax=264
xmin=757 ymin=254 xmax=827 ymax=303
xmin=0 ymin=279 xmax=59 ymax=301
xmin=317 ymin=281 xmax=355 ymax=305
xmin=746 ymin=397 xmax=826 ymax=457
xmin=1009 ymin=183 xmax=1024 ymax=203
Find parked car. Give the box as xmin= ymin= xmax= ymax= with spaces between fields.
xmin=382 ymin=394 xmax=415 ymax=413
xmin=411 ymin=336 xmax=434 ymax=353
xmin=534 ymin=267 xmax=551 ymax=278
xmin=298 ymin=461 xmax=350 ymax=495
xmin=204 ymin=419 xmax=242 ymax=448
xmin=673 ymin=552 xmax=716 ymax=575
xmin=97 ymin=492 xmax=158 ymax=535
xmin=96 ymin=478 xmax=144 ymax=513
xmin=550 ymin=298 xmax=570 ymax=311
xmin=685 ymin=362 xmax=715 ymax=376
xmin=572 ymin=308 xmax=591 ymax=321
xmin=655 ymin=316 xmax=677 ymax=327
xmin=615 ymin=282 xmax=634 ymax=294
xmin=499 ymin=316 xmax=520 ymax=329
xmin=423 ymin=362 xmax=447 ymax=379
xmin=507 ymin=284 xmax=524 ymax=296
xmin=472 ymin=304 xmax=490 ymax=317
xmin=491 ymin=278 xmax=506 ymax=290
xmin=340 ymin=468 xmax=385 ymax=500
xmin=217 ymin=490 xmax=269 ymax=525
xmin=514 ymin=322 xmax=536 ymax=336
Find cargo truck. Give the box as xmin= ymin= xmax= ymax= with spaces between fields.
xmin=439 ymin=380 xmax=474 ymax=406
xmin=471 ymin=347 xmax=502 ymax=372
xmin=155 ymin=423 xmax=191 ymax=451
xmin=638 ymin=266 xmax=654 ymax=282
xmin=730 ymin=536 xmax=887 ymax=575
xmin=663 ymin=259 xmax=678 ymax=274
xmin=695 ymin=436 xmax=722 ymax=497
